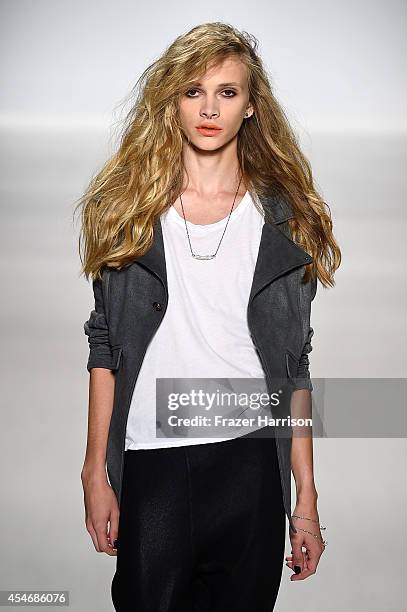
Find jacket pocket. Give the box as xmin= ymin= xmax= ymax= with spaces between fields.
xmin=111 ymin=345 xmax=123 ymax=371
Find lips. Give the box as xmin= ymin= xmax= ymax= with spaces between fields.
xmin=196 ymin=126 xmax=223 ymax=136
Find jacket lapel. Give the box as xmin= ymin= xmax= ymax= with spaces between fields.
xmin=133 ymin=217 xmax=168 ymax=288
xmin=133 ymin=191 xmax=313 ymax=300
xmin=248 ymin=192 xmax=313 ymax=303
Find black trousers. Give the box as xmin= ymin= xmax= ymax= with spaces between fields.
xmin=111 ymin=434 xmax=286 ymax=611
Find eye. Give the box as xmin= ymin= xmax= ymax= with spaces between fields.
xmin=185 ymin=88 xmax=199 ymax=98
xmin=222 ymin=89 xmax=237 ymax=97
xmin=184 ymin=88 xmax=237 ymax=98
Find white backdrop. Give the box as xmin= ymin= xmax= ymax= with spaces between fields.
xmin=1 ymin=1 xmax=406 ymax=610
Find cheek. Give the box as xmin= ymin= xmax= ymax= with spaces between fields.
xmin=225 ymin=112 xmax=245 ymax=134
xmin=178 ymin=101 xmax=195 ymax=125
xmin=222 ymin=102 xmax=246 ymax=124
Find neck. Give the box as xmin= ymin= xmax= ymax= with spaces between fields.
xmin=181 ymin=137 xmax=244 ymax=197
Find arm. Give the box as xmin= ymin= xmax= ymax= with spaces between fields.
xmin=287 ymin=275 xmax=325 ymax=579
xmin=288 ymin=390 xmax=324 ymax=580
xmin=290 ymin=275 xmax=317 ymax=494
xmin=81 ymin=368 xmax=115 ymax=484
xmin=291 ymin=322 xmax=317 ymax=506
xmin=290 ymin=388 xmax=318 ymax=508
xmin=81 ymin=272 xmax=119 ymax=556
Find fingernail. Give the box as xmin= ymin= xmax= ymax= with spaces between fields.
xmin=113 ymin=539 xmax=118 ymax=549
xmin=294 ymin=565 xmax=301 ymax=574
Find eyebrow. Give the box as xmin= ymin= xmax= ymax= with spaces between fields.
xmin=189 ymin=81 xmax=242 ymax=88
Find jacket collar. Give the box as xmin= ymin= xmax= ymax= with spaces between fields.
xmin=133 ymin=191 xmax=313 ymax=302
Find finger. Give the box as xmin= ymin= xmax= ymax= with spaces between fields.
xmin=292 ymin=542 xmax=322 ymax=579
xmin=287 ymin=546 xmax=308 ymax=568
xmin=94 ymin=522 xmax=114 ymax=555
xmin=290 ymin=567 xmax=315 ymax=581
xmin=285 ymin=546 xmax=295 ymax=562
xmin=291 ymin=541 xmax=304 ymax=575
xmin=108 ymin=511 xmax=120 ymax=551
xmin=302 ymin=549 xmax=309 ymax=572
xmin=305 ymin=542 xmax=324 ymax=574
xmin=86 ymin=520 xmax=101 ymax=552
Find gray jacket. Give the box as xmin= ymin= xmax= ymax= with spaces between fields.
xmin=84 ymin=191 xmax=317 ymax=534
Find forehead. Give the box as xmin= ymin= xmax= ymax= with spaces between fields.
xmin=191 ymin=56 xmax=248 ymax=87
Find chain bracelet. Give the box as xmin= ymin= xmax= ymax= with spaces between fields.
xmin=291 ymin=515 xmax=328 ymax=546
xmin=292 ymin=514 xmax=326 ymax=530
xmin=293 ymin=526 xmax=328 ymax=546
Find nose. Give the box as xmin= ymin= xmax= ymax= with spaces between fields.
xmin=201 ymin=110 xmax=219 ymax=119
xmin=201 ymin=111 xmax=219 ymax=119
xmin=200 ymin=102 xmax=220 ymax=120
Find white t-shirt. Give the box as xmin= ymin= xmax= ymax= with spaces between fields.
xmin=125 ymin=189 xmax=267 ymax=450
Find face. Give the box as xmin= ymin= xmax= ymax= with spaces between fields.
xmin=178 ymin=56 xmax=254 ymax=151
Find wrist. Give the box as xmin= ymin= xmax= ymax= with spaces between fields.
xmin=81 ymin=461 xmax=107 ymax=484
xmin=296 ymin=485 xmax=318 ymax=507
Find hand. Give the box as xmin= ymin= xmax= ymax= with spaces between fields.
xmin=82 ymin=472 xmax=120 ymax=556
xmin=286 ymin=503 xmax=326 ymax=580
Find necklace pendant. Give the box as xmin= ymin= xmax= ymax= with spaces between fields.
xmin=192 ymin=253 xmax=216 ymax=260
xmin=180 ymin=174 xmax=243 ymax=262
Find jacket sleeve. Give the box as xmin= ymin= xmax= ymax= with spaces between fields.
xmin=292 ymin=276 xmax=317 ymax=391
xmin=83 ymin=270 xmax=119 ymax=372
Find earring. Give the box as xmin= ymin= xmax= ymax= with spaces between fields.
xmin=244 ymin=111 xmax=251 ymax=118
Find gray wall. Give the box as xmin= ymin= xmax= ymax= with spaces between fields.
xmin=1 ymin=0 xmax=405 ymax=610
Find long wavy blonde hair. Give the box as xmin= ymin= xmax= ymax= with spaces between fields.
xmin=74 ymin=21 xmax=341 ymax=286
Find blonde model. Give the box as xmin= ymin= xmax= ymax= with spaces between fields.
xmin=77 ymin=22 xmax=340 ymax=611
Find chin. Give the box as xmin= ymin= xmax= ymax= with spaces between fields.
xmin=188 ymin=137 xmax=228 ymax=152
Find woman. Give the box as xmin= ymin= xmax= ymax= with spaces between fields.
xmin=77 ymin=22 xmax=340 ymax=612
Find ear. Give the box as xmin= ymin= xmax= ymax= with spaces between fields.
xmin=245 ymin=103 xmax=255 ymax=118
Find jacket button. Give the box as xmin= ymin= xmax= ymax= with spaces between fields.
xmin=153 ymin=301 xmax=162 ymax=311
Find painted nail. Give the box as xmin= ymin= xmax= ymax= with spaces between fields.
xmin=294 ymin=565 xmax=301 ymax=574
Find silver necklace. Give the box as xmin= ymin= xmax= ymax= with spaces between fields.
xmin=179 ymin=175 xmax=243 ymax=260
